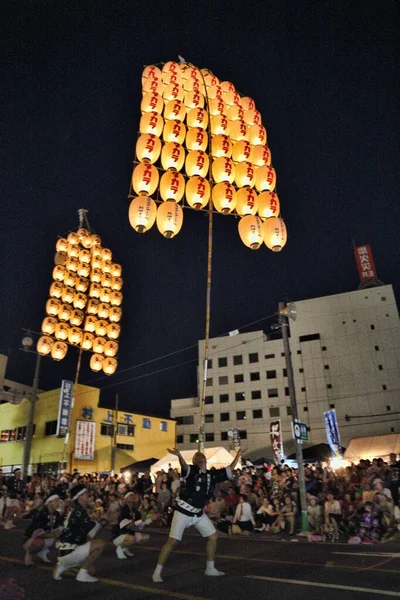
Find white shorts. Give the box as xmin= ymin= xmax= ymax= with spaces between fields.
xmin=169 ymin=510 xmax=216 ymax=542
xmin=58 ymin=542 xmax=91 ymax=568
xmin=6 ymin=499 xmax=21 ymax=509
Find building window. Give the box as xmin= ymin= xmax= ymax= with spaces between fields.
xmin=1 ymin=430 xmax=10 ymax=443
xmin=286 ymin=406 xmax=292 ymax=416
xmin=240 ymin=430 xmax=247 ymax=440
xmin=353 ymin=319 xmax=356 ymax=323
xmin=142 ymin=418 xmax=151 ymax=429
xmin=301 ymin=387 xmax=306 ymax=392
xmin=236 ymin=411 xmax=246 ymax=420
xmin=206 ymin=377 xmax=213 ymax=386
xmin=17 ymin=426 xmax=27 ymax=441
xmin=219 ymin=375 xmax=229 ymax=385
xmin=219 ymin=394 xmax=229 ymax=403
xmin=378 ymin=365 xmax=383 ymax=371
xmin=381 ymin=297 xmax=386 ymax=301
xmin=207 ymin=359 xmax=213 ymax=369
xmin=116 ymin=443 xmax=134 ymax=451
xmin=387 ymin=405 xmax=391 ymax=411
xmin=324 ymin=365 xmax=330 ymax=370
xmin=375 ymin=346 xmax=380 ymax=351
xmin=266 ymin=370 xmax=276 ymax=379
xmin=221 ymin=431 xmax=228 ymax=441
xmin=205 ymin=396 xmax=214 ymax=404
xmin=382 ymin=385 xmax=387 ymax=391
xmin=342 ymin=321 xmax=346 ymax=325
xmin=282 ymin=368 xmax=287 ymax=377
xmin=299 ymin=368 xmax=304 ymax=373
xmin=117 ymin=423 xmax=135 ymax=436
xmin=327 ymin=384 xmax=332 ymax=389
xmin=234 ymin=374 xmax=244 ymax=383
xmin=220 ymin=413 xmax=230 ymax=422
xmin=249 ymin=353 xmax=259 ymax=363
xmin=160 ymin=421 xmax=168 ymax=432
xmin=253 ymin=409 xmax=263 ymax=419
xmin=205 ymin=414 xmax=214 ymax=423
xmin=299 ymin=333 xmax=320 ymax=342
xmin=265 ymin=354 xmax=275 ymax=359
xmin=235 ymin=392 xmax=245 ymax=401
xmin=322 ymin=346 xmax=327 ymax=351
xmin=330 ymin=404 xmax=335 ymax=409
xmin=218 ymin=357 xmax=228 ymax=368
xmin=303 ymin=406 xmax=308 ymax=412
xmin=297 ymin=350 xmax=302 ymax=355
xmin=250 ymin=372 xmax=260 ymax=381
xmin=269 ymin=407 xmax=280 ymax=418
xmin=176 ymin=435 xmax=184 ymax=444
xmin=251 ymin=390 xmax=261 ymax=400
xmin=101 ymin=423 xmax=114 ymax=437
xmin=285 ymin=387 xmax=290 ymax=396
xmin=268 ymin=388 xmax=278 ymax=398
xmin=189 ymin=434 xmax=198 ymax=443
xmin=370 ymin=325 xmax=375 ymax=330
xmin=233 ymin=355 xmax=243 ymax=365
xmin=176 ymin=415 xmax=194 ymax=425
xmin=45 ymin=421 xmax=57 ymax=436
xmin=205 ymin=433 xmax=214 ymax=442
xmin=281 ymin=352 xmax=285 ymax=357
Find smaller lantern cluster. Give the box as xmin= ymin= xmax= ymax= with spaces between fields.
xmin=36 ymin=229 xmax=123 ymax=375
xmin=128 ymin=61 xmax=287 ymax=251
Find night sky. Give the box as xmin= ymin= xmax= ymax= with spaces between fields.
xmin=2 ymin=1 xmax=399 ymax=418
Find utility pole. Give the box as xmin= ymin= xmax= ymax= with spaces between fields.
xmin=22 ymin=350 xmax=41 ymax=483
xmin=111 ymin=394 xmax=119 ymax=473
xmin=279 ymin=302 xmax=308 ymax=532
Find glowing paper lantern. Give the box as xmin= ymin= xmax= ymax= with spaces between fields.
xmin=89 ymin=283 xmax=101 ymax=298
xmin=67 ymin=232 xmax=79 ymax=245
xmin=91 ymin=234 xmax=102 ymax=247
xmin=66 ymin=257 xmax=79 ymax=272
xmin=163 ymin=83 xmax=184 ymax=103
xmin=128 ymin=196 xmax=157 ymax=234
xmin=90 ymin=268 xmax=102 ymax=283
xmin=163 ymin=70 xmax=182 ymax=86
xmin=37 ymin=336 xmax=53 ymax=356
xmin=184 ymin=176 xmax=209 ymax=210
xmin=235 ymin=161 xmax=256 ymax=188
xmin=78 ymin=228 xmax=92 ymax=249
xmin=201 ymin=70 xmax=219 ymax=87
xmin=224 ymin=90 xmax=240 ymax=107
xmin=136 ymin=134 xmax=162 ymax=164
xmin=210 ymin=114 xmax=230 ymax=136
xmin=141 ymin=65 xmax=162 ymax=85
xmin=161 ymin=142 xmax=185 ymax=171
xmin=104 ymin=340 xmax=119 ymax=358
xmin=56 ymin=238 xmax=68 ymax=253
xmin=185 ymin=127 xmax=208 ymax=152
xmin=103 ymin=357 xmax=118 ymax=376
xmin=91 ymin=255 xmax=103 ymax=269
xmin=61 ymin=286 xmax=75 ymax=304
xmin=93 ymin=337 xmax=106 ymax=354
xmin=132 ymin=163 xmax=159 ymax=196
xmin=163 ymin=120 xmax=186 ymax=144
xmin=101 ymin=248 xmax=112 ymax=262
xmin=220 ymin=81 xmax=235 ymax=94
xmin=87 ymin=299 xmax=99 ymax=315
xmin=207 ymin=84 xmax=223 ymax=100
xmin=77 ymin=262 xmax=90 ymax=278
xmin=255 ymin=165 xmax=276 ymax=192
xmin=98 ymin=302 xmax=110 ymax=319
xmin=101 ymin=273 xmax=113 ymax=288
xmin=67 ymin=244 xmax=79 ymax=258
xmin=111 ymin=276 xmax=123 ymax=291
xmin=156 ymin=201 xmax=184 ymax=239
xmin=64 ymin=271 xmax=77 ymax=287
xmin=142 ymin=76 xmax=164 ymax=95
xmin=209 ymin=98 xmax=226 ymax=116
xmin=76 ymin=277 xmax=89 ymax=293
xmin=240 ymin=97 xmax=256 ymax=111
xmin=141 ymin=92 xmax=163 ymax=114
xmin=53 ymin=265 xmax=66 ymax=282
xmin=102 ymin=260 xmax=112 ymax=273
xmin=107 ymin=323 xmax=121 ymax=339
xmin=264 ymin=217 xmax=287 ymax=252
xmin=68 ymin=327 xmax=82 ymax=346
xmin=186 ymin=107 xmax=208 ymax=130
xmin=54 ymin=252 xmax=67 ymax=266
xmin=73 ymin=293 xmax=87 ymax=310
xmin=244 ymin=109 xmax=262 ymax=127
xmin=252 ymin=145 xmax=271 ymax=167
xmin=211 ymin=134 xmax=232 ymax=159
xmin=55 ymin=322 xmax=69 ymax=341
xmin=41 ymin=317 xmax=57 ymax=335
xmin=100 ymin=288 xmax=111 ymax=303
xmin=227 ymin=104 xmax=245 ymax=122
xmin=249 ymin=124 xmax=267 ymax=146
xmin=109 ymin=307 xmax=122 ymax=323
xmin=139 ymin=112 xmax=164 ymax=137
xmin=90 ymin=353 xmax=104 ymax=372
xmin=96 ymin=320 xmax=108 ymax=337
xmin=46 ymin=298 xmax=61 ymax=316
xmin=110 ymin=291 xmax=123 ymax=306
xmin=212 ymin=182 xmax=237 ymax=214
xmin=212 ymin=157 xmax=235 ymax=184
xmin=181 ymin=65 xmax=201 ymax=82
xmin=238 ymin=215 xmax=264 ymax=250
xmin=184 ymin=90 xmax=204 ymax=110
xmin=82 ymin=332 xmax=95 ymax=350
xmin=183 ymin=77 xmax=204 ymax=94
xmin=162 ymin=61 xmax=181 ymax=84
xmin=229 ymin=120 xmax=249 ymax=142
xmin=70 ymin=309 xmax=84 ymax=326
xmin=257 ymin=191 xmax=280 ymax=219
xmin=49 ymin=281 xmax=64 ymax=298
xmin=51 ymin=341 xmax=68 ymax=361
xmin=236 ymin=188 xmax=258 ymax=216
xmin=164 ymin=99 xmax=186 ymax=121
xmin=232 ymin=140 xmax=253 ymax=163
xmin=84 ymin=316 xmax=97 ymax=333
xmin=185 ymin=150 xmax=209 ymax=178
xmin=111 ymin=263 xmax=122 ymax=277
xmin=160 ymin=171 xmax=185 ymax=202
xmin=58 ymin=304 xmax=72 ymax=322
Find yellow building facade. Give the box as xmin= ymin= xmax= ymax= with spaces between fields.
xmin=0 ymin=383 xmax=176 ymax=474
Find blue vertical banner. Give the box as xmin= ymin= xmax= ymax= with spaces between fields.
xmin=56 ymin=380 xmax=73 ymax=437
xmin=324 ymin=409 xmax=342 ymax=458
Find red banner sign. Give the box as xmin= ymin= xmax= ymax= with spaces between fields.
xmin=354 ymin=245 xmax=377 ymax=281
xmin=270 ymin=420 xmax=284 ymax=464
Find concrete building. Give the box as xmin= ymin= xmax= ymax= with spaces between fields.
xmin=170 ymin=284 xmax=399 ymax=457
xmin=0 ymin=353 xmax=37 ymax=405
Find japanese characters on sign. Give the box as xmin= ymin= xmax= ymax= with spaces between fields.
xmin=227 ymin=428 xmax=241 ymax=450
xmin=75 ymin=420 xmax=96 ymax=461
xmin=354 ymin=245 xmax=377 ymax=281
xmin=56 ymin=380 xmax=73 ymax=437
xmin=324 ymin=409 xmax=342 ymax=458
xmin=142 ymin=417 xmax=151 ymax=430
xmin=270 ymin=420 xmax=284 ymax=464
xmin=292 ymin=420 xmax=308 ymax=442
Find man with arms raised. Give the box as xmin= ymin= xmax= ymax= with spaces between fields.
xmin=152 ymin=447 xmax=241 ymax=583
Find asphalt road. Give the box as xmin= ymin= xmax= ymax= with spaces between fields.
xmin=1 ymin=522 xmax=400 ymax=600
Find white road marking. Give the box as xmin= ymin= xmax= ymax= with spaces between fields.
xmin=245 ymin=575 xmax=400 ymax=597
xmin=333 ymin=552 xmax=400 ymax=558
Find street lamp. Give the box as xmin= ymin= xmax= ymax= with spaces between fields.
xmin=128 ymin=59 xmax=289 ymax=450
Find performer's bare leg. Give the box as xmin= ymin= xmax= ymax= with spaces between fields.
xmin=204 ymin=532 xmax=224 ymax=577
xmin=152 ymin=537 xmax=179 ymax=582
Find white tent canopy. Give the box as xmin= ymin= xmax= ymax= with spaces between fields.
xmin=344 ymin=434 xmax=400 ymax=462
xmin=150 ymin=446 xmax=236 ymax=477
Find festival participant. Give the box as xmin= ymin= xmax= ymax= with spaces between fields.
xmin=53 ymin=484 xmax=108 ymax=583
xmin=23 ymin=494 xmax=63 ymax=566
xmin=152 ymin=447 xmax=241 ymax=583
xmin=112 ymin=491 xmax=149 ymax=559
xmin=4 ymin=469 xmax=24 ymax=529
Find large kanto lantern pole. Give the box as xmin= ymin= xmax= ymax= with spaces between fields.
xmin=128 ymin=59 xmax=288 ymax=451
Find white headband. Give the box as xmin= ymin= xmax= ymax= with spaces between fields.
xmin=124 ymin=492 xmax=134 ymax=500
xmin=45 ymin=494 xmax=59 ymax=505
xmin=72 ymin=487 xmax=87 ymax=501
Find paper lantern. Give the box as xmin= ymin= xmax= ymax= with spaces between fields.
xmin=224 ymin=90 xmax=240 ymax=107
xmin=185 ymin=127 xmax=208 ymax=152
xmin=161 ymin=142 xmax=185 ymax=171
xmin=66 ymin=257 xmax=79 ymax=272
xmin=64 ymin=271 xmax=77 ymax=287
xmin=68 ymin=327 xmax=82 ymax=345
xmin=111 ymin=263 xmax=122 ymax=277
xmin=264 ymin=217 xmax=287 ymax=252
xmin=67 ymin=232 xmax=79 ymax=245
xmin=98 ymin=302 xmax=110 ymax=319
xmin=100 ymin=287 xmax=111 ymax=303
xmin=220 ymin=81 xmax=235 ymax=94
xmin=76 ymin=227 xmax=88 ymax=240
xmin=102 ymin=248 xmax=112 ymax=262
xmin=77 ymin=262 xmax=90 ymax=278
xmin=90 ymin=353 xmax=104 ymax=372
xmin=56 ymin=238 xmax=68 ymax=253
xmin=240 ymin=97 xmax=256 ymax=111
xmin=230 ymin=120 xmax=249 ymax=142
xmin=70 ymin=309 xmax=84 ymax=326
xmin=141 ymin=92 xmax=163 ymax=114
xmin=53 ymin=265 xmax=66 ymax=282
xmin=54 ymin=252 xmax=67 ymax=266
xmin=208 ymin=98 xmax=226 ymax=116
xmin=46 ymin=298 xmax=61 ymax=316
xmin=91 ymin=234 xmax=102 ymax=247
xmin=181 ymin=65 xmax=201 ymax=82
xmin=103 ymin=357 xmax=118 ymax=376
xmin=156 ymin=201 xmax=183 ymax=239
xmin=90 ymin=268 xmax=102 ymax=283
xmin=139 ymin=111 xmax=164 ymax=137
xmin=183 ymin=77 xmax=204 ymax=94
xmin=252 ymin=145 xmax=271 ymax=167
xmin=211 ymin=134 xmax=232 ymax=159
xmin=41 ymin=316 xmax=57 ymax=335
xmin=160 ymin=171 xmax=185 ymax=202
xmin=163 ymin=82 xmax=184 ymax=103
xmin=73 ymin=293 xmax=87 ymax=310
xmin=96 ymin=320 xmax=108 ymax=336
xmin=184 ymin=90 xmax=204 ymax=110
xmin=78 ymin=228 xmax=92 ymax=249
xmin=55 ymin=322 xmax=69 ymax=340
xmin=50 ymin=281 xmax=64 ymax=299
xmin=37 ymin=336 xmax=53 ymax=356
xmin=163 ymin=120 xmax=186 ymax=144
xmin=257 ymin=191 xmax=280 ymax=219
xmin=91 ymin=254 xmax=103 ymax=269
xmin=162 ymin=70 xmax=182 ymax=86
xmin=186 ymin=107 xmax=208 ymax=130
xmin=84 ymin=316 xmax=97 ymax=333
xmin=107 ymin=323 xmax=121 ymax=339
xmin=227 ymin=104 xmax=245 ymax=122
xmin=51 ymin=341 xmax=68 ymax=361
xmin=249 ymin=124 xmax=267 ymax=146
xmin=110 ymin=291 xmax=123 ymax=306
xmin=132 ymin=163 xmax=159 ymax=196
xmin=164 ymin=99 xmax=186 ymax=121
xmin=142 ymin=65 xmax=162 ymax=85
xmin=244 ymin=109 xmax=262 ymax=127
xmin=210 ymin=114 xmax=230 ymax=136
xmin=67 ymin=243 xmax=79 ymax=258
xmin=185 ymin=150 xmax=209 ymax=178
xmin=109 ymin=307 xmax=122 ymax=323
xmin=255 ymin=165 xmax=276 ymax=192
xmin=104 ymin=340 xmax=119 ymax=358
xmin=212 ymin=157 xmax=235 ymax=184
xmin=136 ymin=134 xmax=162 ymax=164
xmin=89 ymin=282 xmax=101 ymax=298
xmin=235 ymin=161 xmax=256 ymax=188
xmin=212 ymin=182 xmax=237 ymax=214
xmin=142 ymin=76 xmax=164 ymax=95
xmin=58 ymin=303 xmax=72 ymax=322
xmin=111 ymin=276 xmax=123 ymax=291
xmin=201 ymin=70 xmax=219 ymax=87
xmin=93 ymin=336 xmax=106 ymax=354
xmin=101 ymin=272 xmax=113 ymax=288
xmin=162 ymin=61 xmax=181 ymax=83
xmin=236 ymin=188 xmax=258 ymax=216
xmin=102 ymin=260 xmax=112 ymax=273
xmin=76 ymin=277 xmax=89 ymax=293
xmin=238 ymin=215 xmax=264 ymax=250
xmin=207 ymin=84 xmax=223 ymax=100
xmin=185 ymin=176 xmax=210 ymax=210
xmin=62 ymin=286 xmax=75 ymax=304
xmin=82 ymin=332 xmax=95 ymax=350
xmin=232 ymin=140 xmax=253 ymax=163
xmin=87 ymin=298 xmax=99 ymax=315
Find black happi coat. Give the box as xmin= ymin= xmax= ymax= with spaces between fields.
xmin=56 ymin=503 xmax=98 ymax=555
xmin=177 ymin=464 xmax=232 ymax=516
xmin=24 ymin=506 xmax=63 ymax=540
xmin=112 ymin=503 xmax=141 ymax=539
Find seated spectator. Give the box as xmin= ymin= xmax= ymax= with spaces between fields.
xmin=307 ymin=496 xmax=323 ymax=531
xmin=233 ymin=494 xmax=255 ymax=534
xmin=215 ymin=490 xmax=227 ymax=518
xmin=324 ymin=492 xmax=341 ymax=540
xmin=255 ymin=497 xmax=278 ymax=532
xmin=225 ymin=486 xmax=239 ymax=516
xmin=158 ymin=482 xmax=172 ymax=512
xmin=170 ymin=472 xmax=181 ymax=504
xmin=205 ymin=498 xmax=220 ymax=523
xmin=280 ymin=495 xmax=297 ymax=536
xmin=373 ymin=479 xmax=393 ymax=502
